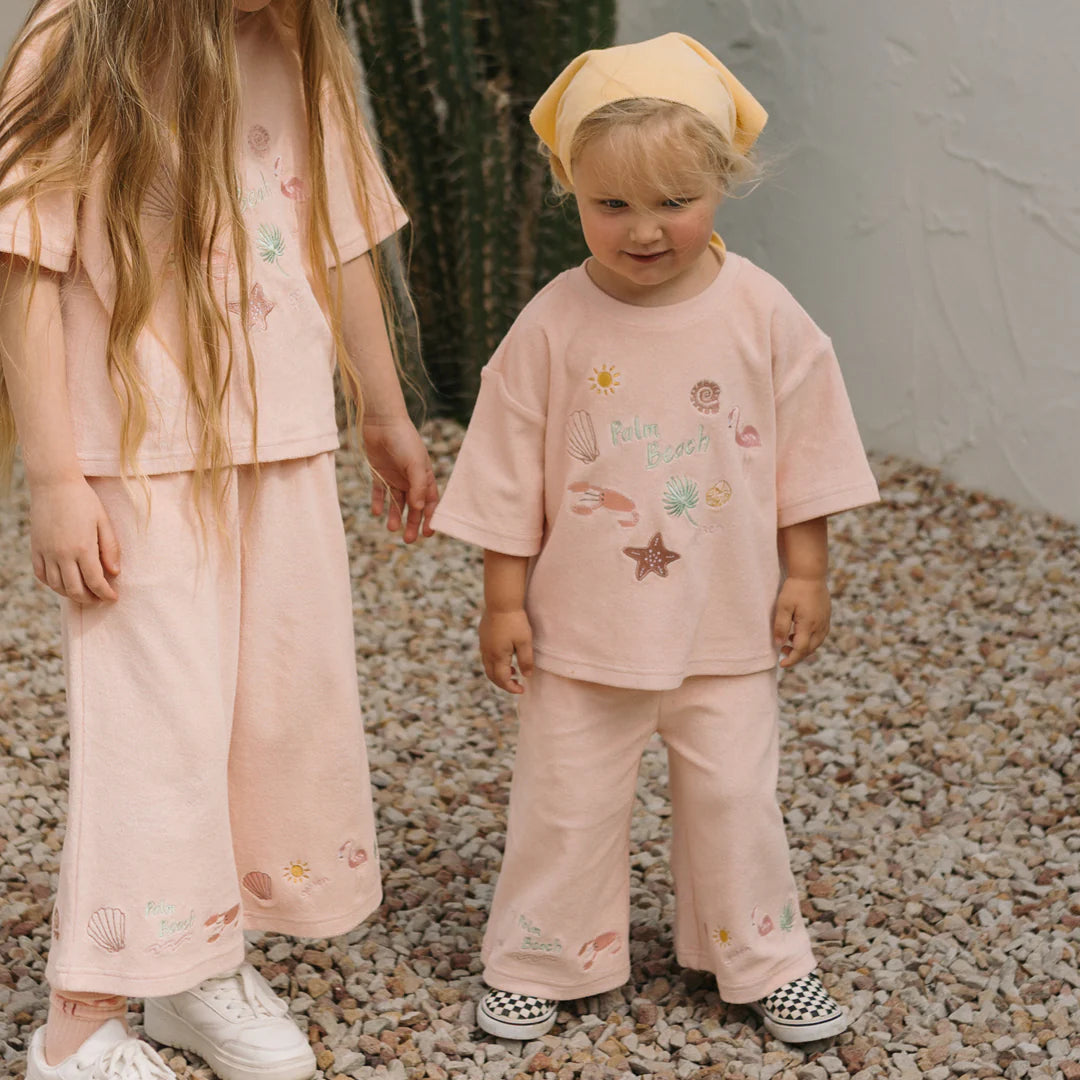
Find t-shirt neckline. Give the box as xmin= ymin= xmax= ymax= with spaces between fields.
xmin=573 ymin=251 xmax=742 ymax=327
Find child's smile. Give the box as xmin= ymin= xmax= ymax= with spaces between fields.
xmin=572 ymin=136 xmax=724 ymax=307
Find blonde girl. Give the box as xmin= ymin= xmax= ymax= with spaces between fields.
xmin=432 ymin=34 xmax=879 ymax=1044
xmin=0 ymin=1 xmax=437 ymax=1078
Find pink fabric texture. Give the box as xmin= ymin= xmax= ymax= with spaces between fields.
xmin=47 ymin=454 xmax=380 ymax=996
xmin=0 ymin=4 xmax=407 ymax=475
xmin=432 ymin=253 xmax=880 ymax=689
xmin=481 ymin=668 xmax=815 ymax=1003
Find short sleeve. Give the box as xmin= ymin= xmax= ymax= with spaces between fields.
xmin=0 ymin=24 xmax=77 ymax=273
xmin=773 ymin=312 xmax=880 ymax=527
xmin=321 ymin=97 xmax=408 ymax=267
xmin=431 ymin=320 xmax=550 ymax=556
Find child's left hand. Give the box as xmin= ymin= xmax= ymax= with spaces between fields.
xmin=773 ymin=576 xmax=831 ymax=668
xmin=363 ymin=416 xmax=439 ymax=543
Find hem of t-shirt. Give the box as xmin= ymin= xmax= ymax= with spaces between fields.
xmin=0 ymin=225 xmax=73 ymax=273
xmin=431 ymin=509 xmax=542 ymax=557
xmin=74 ymin=430 xmax=341 ymax=477
xmin=328 ymin=206 xmax=409 ymax=268
xmin=531 ymin=647 xmax=778 ymax=690
xmin=776 ymin=480 xmax=881 ymax=529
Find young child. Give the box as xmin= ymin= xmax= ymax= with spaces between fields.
xmin=0 ymin=1 xmax=437 ymax=1078
xmin=431 ymin=34 xmax=879 ymax=1045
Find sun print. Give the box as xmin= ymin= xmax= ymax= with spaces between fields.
xmin=588 ymin=364 xmax=621 ymax=396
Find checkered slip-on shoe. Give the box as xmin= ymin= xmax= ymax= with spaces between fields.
xmin=477 ymin=989 xmax=558 ymax=1040
xmin=751 ymin=972 xmax=848 ymax=1042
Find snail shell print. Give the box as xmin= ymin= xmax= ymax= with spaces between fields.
xmin=87 ymin=907 xmax=126 ymax=953
xmin=690 ymin=379 xmax=721 ymax=414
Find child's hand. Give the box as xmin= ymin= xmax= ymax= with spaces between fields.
xmin=773 ymin=576 xmax=831 ymax=668
xmin=29 ymin=477 xmax=121 ymax=604
xmin=479 ymin=608 xmax=534 ymax=694
xmin=362 ymin=416 xmax=439 ymax=543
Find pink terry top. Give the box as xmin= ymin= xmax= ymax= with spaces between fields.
xmin=0 ymin=3 xmax=407 ymax=475
xmin=432 ymin=253 xmax=881 ymax=689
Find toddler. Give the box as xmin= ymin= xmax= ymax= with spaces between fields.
xmin=431 ymin=33 xmax=879 ymax=1044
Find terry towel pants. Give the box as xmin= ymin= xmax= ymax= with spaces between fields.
xmin=481 ymin=667 xmax=816 ymax=1003
xmin=47 ymin=452 xmax=380 ymax=996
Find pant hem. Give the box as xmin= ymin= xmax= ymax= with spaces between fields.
xmin=47 ymin=941 xmax=246 ymax=998
xmin=241 ymin=888 xmax=382 ymax=939
xmin=482 ymin=963 xmax=631 ymax=1002
xmin=678 ymin=948 xmax=817 ymax=1004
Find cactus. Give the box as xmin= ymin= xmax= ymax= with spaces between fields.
xmin=349 ymin=0 xmax=617 ymax=418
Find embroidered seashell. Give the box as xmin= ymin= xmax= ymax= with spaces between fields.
xmin=690 ymin=379 xmax=721 ymax=414
xmin=705 ymin=480 xmax=733 ymax=509
xmin=242 ymin=871 xmax=273 ymax=901
xmin=87 ymin=907 xmax=126 ymax=953
xmin=565 ymin=410 xmax=599 ymax=464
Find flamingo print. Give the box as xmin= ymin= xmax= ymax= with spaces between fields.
xmin=728 ymin=406 xmax=761 ymax=448
xmin=338 ymin=840 xmax=368 ymax=869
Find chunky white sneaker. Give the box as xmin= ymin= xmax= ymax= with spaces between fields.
xmin=477 ymin=988 xmax=558 ymax=1040
xmin=26 ymin=1020 xmax=176 ymax=1080
xmin=143 ymin=964 xmax=315 ymax=1080
xmin=751 ymin=972 xmax=848 ymax=1042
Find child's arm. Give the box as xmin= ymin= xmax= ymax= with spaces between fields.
xmin=0 ymin=256 xmax=121 ymax=603
xmin=479 ymin=550 xmax=534 ymax=694
xmin=774 ymin=515 xmax=830 ymax=668
xmin=329 ymin=252 xmax=438 ymax=543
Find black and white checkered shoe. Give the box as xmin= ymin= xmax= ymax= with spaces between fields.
xmin=477 ymin=989 xmax=558 ymax=1040
xmin=751 ymin=972 xmax=848 ymax=1042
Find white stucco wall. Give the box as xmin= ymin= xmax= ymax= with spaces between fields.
xmin=620 ymin=1 xmax=1080 ymax=523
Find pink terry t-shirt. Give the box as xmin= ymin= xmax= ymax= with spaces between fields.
xmin=0 ymin=3 xmax=407 ymax=475
xmin=432 ymin=253 xmax=880 ymax=690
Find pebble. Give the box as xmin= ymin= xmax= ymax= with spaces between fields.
xmin=1 ymin=437 xmax=1079 ymax=1079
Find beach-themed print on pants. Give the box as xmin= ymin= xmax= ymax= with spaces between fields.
xmin=87 ymin=907 xmax=126 ymax=953
xmin=578 ymin=931 xmax=621 ymax=971
xmin=338 ymin=839 xmax=368 ymax=868
xmin=205 ymin=903 xmax=241 ymax=943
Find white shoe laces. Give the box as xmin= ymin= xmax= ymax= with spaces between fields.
xmin=87 ymin=1038 xmax=174 ymax=1080
xmin=198 ymin=964 xmax=288 ymax=1022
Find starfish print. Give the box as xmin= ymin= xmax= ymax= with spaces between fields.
xmin=227 ymin=282 xmax=275 ymax=331
xmin=623 ymin=532 xmax=681 ymax=580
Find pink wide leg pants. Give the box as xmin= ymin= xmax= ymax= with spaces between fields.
xmin=481 ymin=668 xmax=816 ymax=1003
xmin=47 ymin=453 xmax=380 ymax=995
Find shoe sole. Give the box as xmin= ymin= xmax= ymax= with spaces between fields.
xmin=143 ymin=999 xmax=316 ymax=1080
xmin=477 ymin=1001 xmax=557 ymax=1041
xmin=752 ymin=1004 xmax=849 ymax=1043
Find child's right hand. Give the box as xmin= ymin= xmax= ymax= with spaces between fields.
xmin=479 ymin=607 xmax=534 ymax=694
xmin=29 ymin=477 xmax=121 ymax=603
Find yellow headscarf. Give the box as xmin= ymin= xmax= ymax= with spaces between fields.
xmin=530 ymin=32 xmax=768 ymax=186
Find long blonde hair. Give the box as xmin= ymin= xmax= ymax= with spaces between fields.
xmin=0 ymin=0 xmax=405 ymax=509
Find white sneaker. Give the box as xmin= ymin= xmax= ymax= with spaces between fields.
xmin=143 ymin=964 xmax=316 ymax=1080
xmin=26 ymin=1020 xmax=176 ymax=1080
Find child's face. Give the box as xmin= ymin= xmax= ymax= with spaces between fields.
xmin=572 ymin=136 xmax=723 ymax=305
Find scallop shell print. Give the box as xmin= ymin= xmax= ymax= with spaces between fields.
xmin=87 ymin=907 xmax=127 ymax=953
xmin=566 ymin=410 xmax=599 ymax=464
xmin=690 ymin=379 xmax=721 ymax=414
xmin=242 ymin=871 xmax=273 ymax=901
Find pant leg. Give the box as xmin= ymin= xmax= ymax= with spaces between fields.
xmin=661 ymin=670 xmax=816 ymax=1003
xmin=48 ymin=473 xmax=246 ymax=996
xmin=481 ymin=670 xmax=656 ymax=1000
xmin=227 ymin=453 xmax=380 ymax=937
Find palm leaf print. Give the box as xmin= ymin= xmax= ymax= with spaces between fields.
xmin=663 ymin=476 xmax=700 ymax=526
xmin=256 ymin=223 xmax=286 ymax=269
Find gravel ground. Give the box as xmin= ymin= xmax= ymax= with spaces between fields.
xmin=1 ymin=419 xmax=1078 ymax=1080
